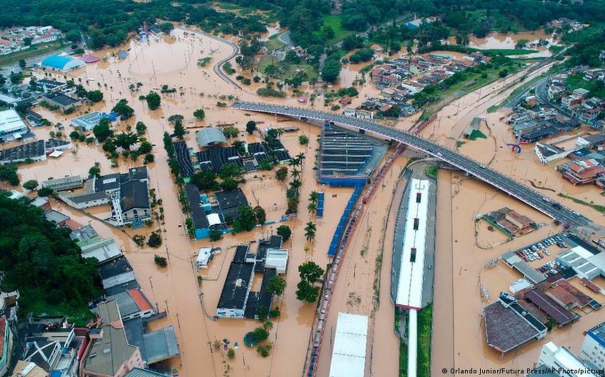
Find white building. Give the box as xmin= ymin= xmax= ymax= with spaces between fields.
xmin=535 ymin=143 xmax=572 ymax=164
xmin=556 ymin=246 xmax=601 ymax=280
xmin=0 ymin=109 xmax=28 ymax=143
xmin=265 ymin=248 xmax=289 ymax=274
xmin=579 ymin=321 xmax=605 ymax=372
xmin=537 ymin=342 xmax=597 ymax=377
xmin=328 ymin=313 xmax=368 ymax=377
xmin=392 ymin=179 xmax=430 ymax=310
xmin=196 ymin=247 xmax=213 ymax=269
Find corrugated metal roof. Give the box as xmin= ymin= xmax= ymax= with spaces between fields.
xmin=329 ymin=313 xmax=368 ymax=377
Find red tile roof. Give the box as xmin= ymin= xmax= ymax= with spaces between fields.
xmin=128 ymin=289 xmax=152 ymax=311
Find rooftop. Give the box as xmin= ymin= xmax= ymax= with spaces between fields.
xmin=216 ymin=261 xmax=254 ymax=310
xmin=83 ymin=300 xmax=139 ymax=376
xmin=196 ymin=127 xmax=227 ymax=147
xmin=215 ymin=188 xmax=248 ymax=211
xmin=70 ymin=112 xmax=104 ymax=131
xmin=525 ymin=289 xmax=578 ymax=326
xmin=329 ymin=313 xmax=368 ymax=377
xmin=97 ymin=255 xmax=134 ymax=280
xmin=44 ymin=93 xmax=79 ymax=107
xmin=483 ymin=300 xmax=541 ymax=353
xmin=125 ymin=367 xmax=170 ymax=377
xmin=120 ymin=180 xmax=150 ymax=211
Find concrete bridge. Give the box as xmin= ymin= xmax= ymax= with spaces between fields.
xmin=233 ymin=101 xmax=592 ymax=229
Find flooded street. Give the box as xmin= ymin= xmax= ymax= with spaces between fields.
xmin=6 ymin=22 xmax=603 ymax=376
xmin=446 ymin=30 xmax=557 ymax=58
xmin=6 ymin=28 xmax=387 ymax=377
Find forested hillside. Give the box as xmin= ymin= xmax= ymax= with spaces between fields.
xmin=0 ymin=193 xmax=101 ymax=321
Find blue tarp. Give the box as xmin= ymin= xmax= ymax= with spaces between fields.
xmin=316 ymin=192 xmax=325 ymax=217
xmin=327 ymin=186 xmax=363 ymax=257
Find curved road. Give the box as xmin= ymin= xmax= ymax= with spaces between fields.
xmin=232 ymin=101 xmax=594 ymax=229
xmin=192 ymin=29 xmax=242 ymax=90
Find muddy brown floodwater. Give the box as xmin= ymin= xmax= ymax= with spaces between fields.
xmin=420 ymin=61 xmax=605 ymax=373
xmin=7 ymin=24 xmax=600 ymax=377
xmin=3 ymin=27 xmax=404 ymax=377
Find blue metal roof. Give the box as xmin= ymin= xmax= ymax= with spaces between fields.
xmin=41 ymin=55 xmax=72 ymax=70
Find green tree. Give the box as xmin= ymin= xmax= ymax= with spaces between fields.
xmin=275 ymin=167 xmax=288 ymax=181
xmin=220 ymin=177 xmax=239 ymax=191
xmin=304 ymin=222 xmax=316 ymax=241
xmin=154 ymin=254 xmax=167 ymax=267
xmin=263 ymin=320 xmax=273 ymax=331
xmin=112 ymin=99 xmax=134 ymax=119
xmin=309 ymin=191 xmax=319 ymax=204
xmin=219 ymin=163 xmax=244 ymax=180
xmin=18 ymin=59 xmax=26 ymax=69
xmin=146 ymin=91 xmax=161 ymax=110
xmin=148 ymin=233 xmax=162 ymax=248
xmin=174 ymin=120 xmax=186 ymax=140
xmin=227 ymin=348 xmax=235 ymax=359
xmin=222 ymin=126 xmax=239 ymax=139
xmin=252 ymin=327 xmax=269 ymax=342
xmin=144 ymin=154 xmax=155 ymax=164
xmin=160 ymin=22 xmax=175 ymax=34
xmin=232 ymin=205 xmax=256 ymax=233
xmin=193 ymin=109 xmax=205 ymax=120
xmin=307 ymin=202 xmax=317 ymax=215
xmin=138 ymin=141 xmax=153 ymax=154
xmin=276 ymin=225 xmax=291 ymax=241
xmin=266 ymin=276 xmax=287 ymax=296
xmin=86 ymin=90 xmax=104 ymax=103
xmin=298 ymin=261 xmax=324 ymax=283
xmin=88 ymin=163 xmax=101 ymax=177
xmin=298 ymin=135 xmax=309 ymax=145
xmin=9 ymin=72 xmax=23 ymax=84
xmin=245 ymin=120 xmax=257 ymax=135
xmin=295 ymin=280 xmax=320 ymax=303
xmin=37 ymin=187 xmax=54 ymax=197
xmin=135 ymin=121 xmax=147 ymax=136
xmin=191 ymin=171 xmax=218 ymax=191
xmin=209 ymin=229 xmax=223 ymax=241
xmin=23 ymin=179 xmax=39 ymax=191
xmin=114 ymin=132 xmax=138 ymax=150
xmin=321 ymin=57 xmax=342 ymax=83
xmin=253 ymin=205 xmax=266 ymax=225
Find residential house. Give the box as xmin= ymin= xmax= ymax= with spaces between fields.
xmin=535 ymin=143 xmax=571 ymax=164
xmin=0 ymin=315 xmax=14 ymax=376
xmin=42 ymin=93 xmax=80 ymax=112
xmin=23 ymin=319 xmax=78 ymax=376
xmin=559 ymin=158 xmax=605 ymax=185
xmin=81 ymin=300 xmax=144 ymax=377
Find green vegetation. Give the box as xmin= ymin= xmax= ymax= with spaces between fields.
xmin=0 ymin=164 xmax=19 ymax=186
xmin=424 ymin=166 xmax=438 ymax=179
xmin=276 ymin=224 xmax=291 ymax=241
xmin=417 ymin=304 xmax=433 ymax=377
xmin=320 ymin=15 xmax=352 ymax=45
xmin=266 ymin=276 xmax=287 ymax=296
xmin=565 ymin=73 xmax=605 ymax=99
xmin=154 ymin=254 xmax=168 ymax=267
xmin=0 ymin=41 xmax=63 ymax=66
xmin=265 ymin=34 xmax=285 ymax=51
xmin=145 ymin=91 xmax=161 ymax=110
xmin=468 ymin=129 xmax=487 ymax=141
xmin=558 ymin=193 xmax=605 ymax=214
xmin=0 ymin=193 xmax=101 ymax=324
xmin=295 ymin=261 xmax=324 ymax=303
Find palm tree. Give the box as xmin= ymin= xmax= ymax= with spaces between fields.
xmin=309 ymin=191 xmax=319 ymax=205
xmin=296 ymin=152 xmax=306 ymax=167
xmin=305 ymin=222 xmax=316 ymax=242
xmin=291 ymin=168 xmax=300 ymax=179
xmin=308 ymin=202 xmax=317 ymax=215
xmin=263 ymin=320 xmax=273 ymax=331
xmin=290 ymin=179 xmax=302 ymax=194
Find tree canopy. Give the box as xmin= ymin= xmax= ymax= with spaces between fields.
xmin=145 ymin=91 xmax=161 ymax=110
xmin=0 ymin=194 xmax=101 ymax=316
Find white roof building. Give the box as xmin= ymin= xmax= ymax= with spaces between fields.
xmin=196 ymin=247 xmax=213 ymax=269
xmin=265 ymin=248 xmax=289 ymax=274
xmin=329 ymin=313 xmax=368 ymax=377
xmin=537 ymin=341 xmax=596 ymax=376
xmin=0 ymin=109 xmax=28 ymax=142
xmin=393 ymin=179 xmax=429 ymax=310
xmin=556 ymin=246 xmax=601 ymax=280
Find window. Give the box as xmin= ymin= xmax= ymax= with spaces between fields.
xmin=413 ymin=218 xmax=419 ymax=230
xmin=416 ymin=192 xmax=422 ymax=203
xmin=410 ymin=247 xmax=417 ymax=263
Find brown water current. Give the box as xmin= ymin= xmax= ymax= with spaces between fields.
xmin=6 ymin=26 xmax=604 ymax=377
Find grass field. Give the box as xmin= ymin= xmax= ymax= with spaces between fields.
xmin=258 ymin=54 xmax=317 ymax=81
xmin=265 ymin=34 xmax=285 ymax=51
xmin=558 ymin=193 xmax=605 ymax=214
xmin=0 ymin=42 xmax=63 ymax=67
xmin=417 ymin=304 xmax=433 ymax=377
xmin=566 ymin=73 xmax=605 ymax=98
xmin=425 ymin=63 xmax=520 ymax=115
xmin=321 ymin=15 xmax=353 ymax=45
xmin=481 ymin=48 xmax=539 ymax=56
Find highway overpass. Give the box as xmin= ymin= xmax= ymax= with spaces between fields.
xmin=233 ymin=101 xmax=592 ymax=229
